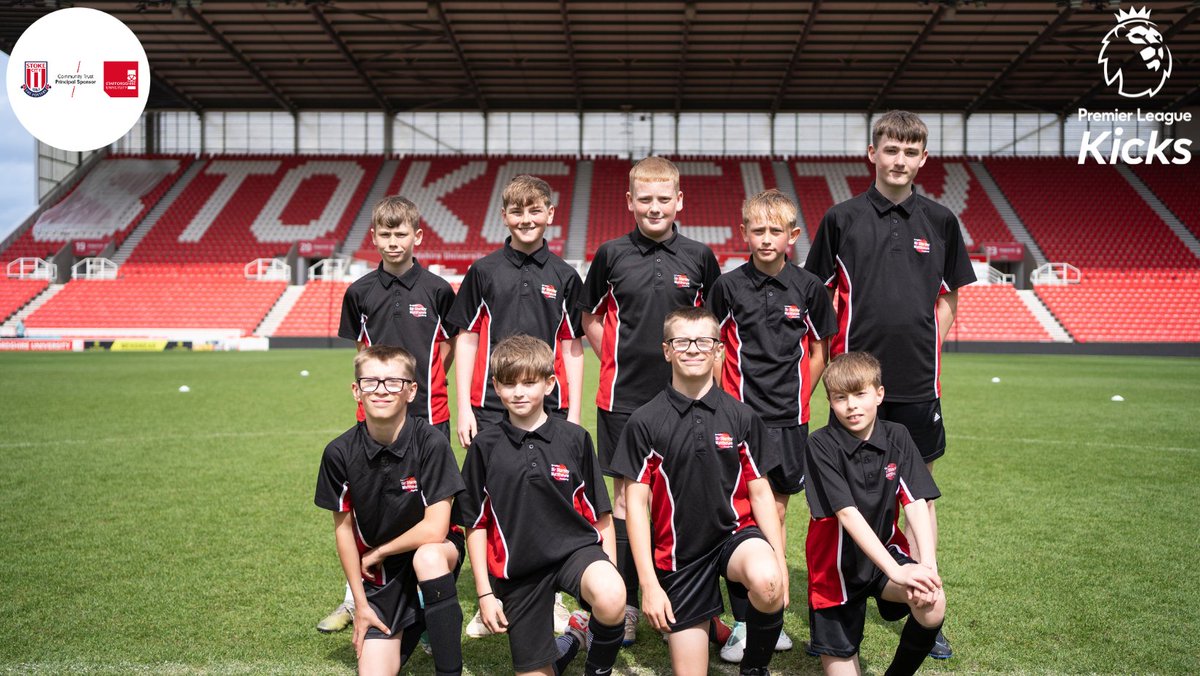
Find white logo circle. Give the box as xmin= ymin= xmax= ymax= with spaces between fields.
xmin=6 ymin=7 xmax=149 ymax=152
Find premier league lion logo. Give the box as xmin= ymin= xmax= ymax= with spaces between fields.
xmin=1099 ymin=6 xmax=1172 ymax=99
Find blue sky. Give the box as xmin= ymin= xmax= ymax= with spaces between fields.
xmin=1 ymin=52 xmax=40 ymax=243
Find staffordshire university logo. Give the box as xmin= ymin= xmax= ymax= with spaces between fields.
xmin=22 ymin=61 xmax=50 ymax=97
xmin=1099 ymin=6 xmax=1171 ymax=99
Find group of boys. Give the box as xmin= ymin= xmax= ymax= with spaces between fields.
xmin=313 ymin=110 xmax=974 ymax=675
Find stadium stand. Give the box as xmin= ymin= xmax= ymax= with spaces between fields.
xmin=124 ymin=155 xmax=381 ymax=264
xmin=2 ymin=155 xmax=190 ymax=261
xmin=1034 ymin=269 xmax=1200 ymax=343
xmin=1129 ymin=164 xmax=1200 ymax=241
xmin=949 ymin=284 xmax=1053 ymax=342
xmin=788 ymin=156 xmax=1013 ymax=250
xmin=0 ymin=278 xmax=50 ymax=325
xmin=24 ymin=264 xmax=285 ymax=336
xmin=272 ymin=280 xmax=350 ymax=338
xmin=984 ymin=158 xmax=1196 ymax=270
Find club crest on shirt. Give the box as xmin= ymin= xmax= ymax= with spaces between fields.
xmin=401 ymin=476 xmax=419 ymax=492
xmin=714 ymin=432 xmax=734 ymax=450
xmin=541 ymin=284 xmax=557 ymax=300
xmin=885 ymin=463 xmax=897 ymax=480
xmin=550 ymin=464 xmax=570 ymax=481
xmin=673 ymin=273 xmax=691 ymax=288
xmin=409 ymin=304 xmax=427 ymax=318
xmin=783 ymin=304 xmax=802 ymax=320
xmin=913 ymin=238 xmax=931 ymax=254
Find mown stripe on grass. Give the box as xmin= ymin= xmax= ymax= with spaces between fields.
xmin=955 ymin=433 xmax=1197 ymax=454
xmin=0 ymin=429 xmax=346 ymax=450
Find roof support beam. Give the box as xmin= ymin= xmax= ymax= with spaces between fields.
xmin=185 ymin=5 xmax=296 ymax=114
xmin=673 ymin=1 xmax=697 ymax=115
xmin=868 ymin=5 xmax=946 ymax=114
xmin=1064 ymin=5 xmax=1200 ymax=116
xmin=965 ymin=7 xmax=1074 ymax=115
xmin=150 ymin=68 xmax=203 ymax=112
xmin=559 ymin=0 xmax=583 ymax=112
xmin=770 ymin=0 xmax=820 ymax=114
xmin=430 ymin=1 xmax=488 ymax=111
xmin=311 ymin=5 xmax=393 ymax=115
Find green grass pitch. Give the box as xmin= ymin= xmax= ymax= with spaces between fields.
xmin=0 ymin=349 xmax=1197 ymax=674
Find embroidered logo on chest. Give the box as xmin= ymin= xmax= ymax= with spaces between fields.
xmin=409 ymin=304 xmax=427 ymax=318
xmin=401 ymin=476 xmax=420 ymax=492
xmin=783 ymin=305 xmax=802 ymax=320
xmin=673 ymin=274 xmax=691 ymax=288
xmin=913 ymin=239 xmax=931 ymax=254
xmin=885 ymin=463 xmax=897 ymax=480
xmin=714 ymin=432 xmax=734 ymax=450
xmin=550 ymin=464 xmax=570 ymax=481
xmin=541 ymin=284 xmax=557 ymax=300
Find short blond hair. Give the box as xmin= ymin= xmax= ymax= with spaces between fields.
xmin=822 ymin=352 xmax=883 ymax=396
xmin=663 ymin=307 xmax=719 ymax=341
xmin=872 ymin=110 xmax=929 ymax=149
xmin=354 ymin=345 xmax=417 ymax=380
xmin=371 ymin=196 xmax=421 ymax=231
xmin=742 ymin=188 xmax=797 ymax=229
xmin=629 ymin=156 xmax=680 ymax=193
xmin=502 ymin=175 xmax=554 ymax=209
xmin=490 ymin=334 xmax=554 ymax=385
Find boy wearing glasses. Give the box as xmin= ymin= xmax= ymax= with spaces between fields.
xmin=315 ymin=345 xmax=466 ymax=676
xmin=324 ymin=196 xmax=459 ymax=633
xmin=612 ymin=307 xmax=787 ymax=676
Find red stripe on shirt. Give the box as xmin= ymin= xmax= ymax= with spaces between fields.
xmin=429 ymin=319 xmax=450 ymax=424
xmin=732 ymin=441 xmax=759 ymax=531
xmin=719 ymin=312 xmax=744 ymax=402
xmin=806 ymin=516 xmax=847 ymax=609
xmin=470 ymin=306 xmax=491 ymax=408
xmin=636 ymin=451 xmax=678 ymax=571
xmin=596 ymin=287 xmax=619 ymax=411
xmin=830 ymin=260 xmax=852 ymax=357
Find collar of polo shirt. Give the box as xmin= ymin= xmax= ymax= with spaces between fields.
xmin=500 ymin=415 xmax=556 ymax=446
xmin=828 ymin=417 xmax=892 ymax=456
xmin=743 ymin=260 xmax=790 ymax=289
xmin=360 ymin=418 xmax=415 ymax=461
xmin=502 ymin=237 xmax=550 ymax=267
xmin=664 ymin=382 xmax=722 ymax=415
xmin=631 ymin=224 xmax=680 ymax=254
xmin=866 ymin=183 xmax=918 ymax=217
xmin=375 ymin=259 xmax=424 ymax=289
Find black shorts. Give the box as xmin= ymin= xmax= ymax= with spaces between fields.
xmin=655 ymin=526 xmax=766 ymax=632
xmin=493 ymin=544 xmax=614 ymax=671
xmin=807 ymin=549 xmax=916 ymax=658
xmin=364 ymin=529 xmax=467 ymax=641
xmin=878 ymin=399 xmax=946 ymax=463
xmin=596 ymin=408 xmax=631 ymax=478
xmin=765 ymin=424 xmax=809 ymax=495
xmin=429 ymin=420 xmax=452 ymax=441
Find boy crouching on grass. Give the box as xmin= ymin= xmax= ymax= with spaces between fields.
xmin=314 ymin=346 xmax=466 ymax=676
xmin=804 ymin=352 xmax=945 ymax=676
xmin=613 ymin=307 xmax=787 ymax=676
xmin=458 ymin=334 xmax=627 ymax=676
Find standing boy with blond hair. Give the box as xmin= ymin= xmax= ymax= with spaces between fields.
xmin=579 ymin=156 xmax=722 ymax=645
xmin=707 ymin=188 xmax=837 ymax=661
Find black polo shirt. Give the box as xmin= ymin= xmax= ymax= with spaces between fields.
xmin=803 ymin=419 xmax=939 ymax=609
xmin=456 ymin=416 xmax=611 ymax=580
xmin=707 ymin=261 xmax=838 ymax=427
xmin=610 ymin=384 xmax=778 ymax=572
xmin=446 ymin=239 xmax=584 ymax=415
xmin=579 ymin=226 xmax=722 ymax=414
xmin=338 ymin=260 xmax=458 ymax=424
xmin=314 ymin=417 xmax=466 ymax=585
xmin=804 ymin=185 xmax=976 ymax=403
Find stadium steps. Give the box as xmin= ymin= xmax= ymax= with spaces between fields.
xmin=112 ymin=158 xmax=204 ymax=265
xmin=1016 ymin=289 xmax=1073 ymax=342
xmin=340 ymin=159 xmax=400 ymax=255
xmin=1113 ymin=164 xmax=1200 ymax=261
xmin=255 ymin=284 xmax=307 ymax=337
xmin=772 ymin=160 xmax=808 ymax=262
xmin=968 ymin=160 xmax=1048 ymax=267
xmin=0 ymin=284 xmax=65 ymax=333
xmin=564 ymin=160 xmax=592 ymax=261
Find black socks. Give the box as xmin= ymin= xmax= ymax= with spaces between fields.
xmin=741 ymin=604 xmax=784 ymax=674
xmin=419 ymin=574 xmax=463 ymax=676
xmin=884 ymin=617 xmax=942 ymax=676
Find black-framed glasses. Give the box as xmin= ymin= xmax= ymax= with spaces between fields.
xmin=356 ymin=377 xmax=415 ymax=393
xmin=664 ymin=337 xmax=720 ymax=353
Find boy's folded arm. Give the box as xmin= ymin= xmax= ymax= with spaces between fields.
xmin=834 ymin=505 xmax=908 ymax=583
xmin=625 ymin=482 xmax=674 ymax=628
xmin=362 ymin=498 xmax=454 ymax=564
xmin=332 ymin=512 xmax=370 ymax=609
xmin=901 ymin=497 xmax=938 ymax=573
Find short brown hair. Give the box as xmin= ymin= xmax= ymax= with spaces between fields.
xmin=490 ymin=334 xmax=554 ymax=385
xmin=629 ymin=156 xmax=680 ymax=193
xmin=742 ymin=188 xmax=797 ymax=229
xmin=663 ymin=306 xmax=719 ymax=341
xmin=371 ymin=195 xmax=421 ymax=231
xmin=872 ymin=110 xmax=929 ymax=149
xmin=502 ymin=175 xmax=554 ymax=209
xmin=822 ymin=352 xmax=883 ymax=396
xmin=354 ymin=345 xmax=417 ymax=380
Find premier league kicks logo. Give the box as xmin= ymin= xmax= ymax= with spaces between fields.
xmin=22 ymin=61 xmax=50 ymax=97
xmin=1099 ymin=6 xmax=1172 ymax=99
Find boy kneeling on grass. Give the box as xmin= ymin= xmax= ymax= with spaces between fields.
xmin=804 ymin=352 xmax=946 ymax=676
xmin=458 ymin=334 xmax=626 ymax=676
xmin=314 ymin=346 xmax=466 ymax=676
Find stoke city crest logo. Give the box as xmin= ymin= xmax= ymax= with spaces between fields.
xmin=22 ymin=61 xmax=50 ymax=97
xmin=1099 ymin=6 xmax=1172 ymax=99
